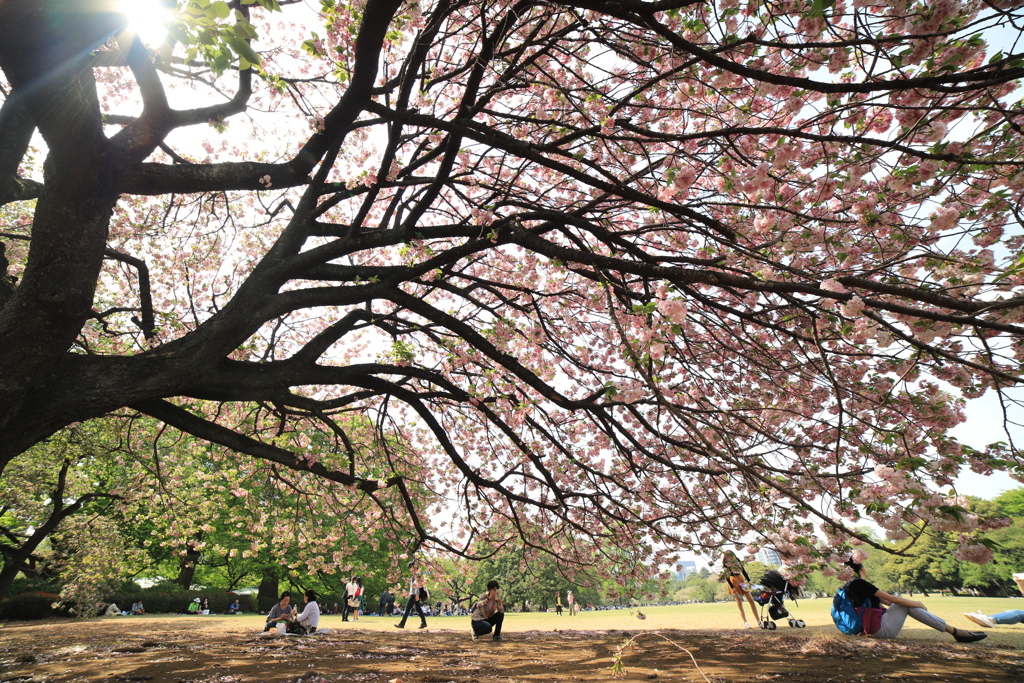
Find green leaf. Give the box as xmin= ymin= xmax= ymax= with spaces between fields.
xmin=808 ymin=0 xmax=836 ymax=19
xmin=167 ymin=25 xmax=191 ymax=45
xmin=227 ymin=37 xmax=261 ymax=67
xmin=234 ymin=20 xmax=259 ymax=39
xmin=977 ymin=537 xmax=1004 ymax=551
xmin=211 ymin=1 xmax=230 ymax=18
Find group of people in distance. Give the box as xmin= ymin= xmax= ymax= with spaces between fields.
xmin=340 ymin=576 xmax=364 ymax=622
xmin=718 ymin=550 xmax=1020 ymax=643
xmin=186 ymin=597 xmax=210 ymax=614
xmin=102 ymin=600 xmax=145 ymax=616
xmin=262 ymin=560 xmax=506 ymax=641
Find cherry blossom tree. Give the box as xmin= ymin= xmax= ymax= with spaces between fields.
xmin=2 ymin=0 xmax=1024 ymax=581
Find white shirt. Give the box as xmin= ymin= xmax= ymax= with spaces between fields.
xmin=296 ymin=600 xmax=320 ymax=629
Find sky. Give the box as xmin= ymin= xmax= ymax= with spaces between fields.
xmin=951 ymin=391 xmax=1021 ymax=498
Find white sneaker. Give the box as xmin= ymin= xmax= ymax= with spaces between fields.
xmin=963 ymin=612 xmax=996 ymax=628
xmin=744 ymin=622 xmax=752 ymax=628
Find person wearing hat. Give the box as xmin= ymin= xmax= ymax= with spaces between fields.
xmin=187 ymin=598 xmax=201 ymax=614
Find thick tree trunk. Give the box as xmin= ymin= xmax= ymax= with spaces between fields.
xmin=0 ymin=556 xmax=26 ymax=599
xmin=257 ymin=574 xmax=280 ymax=613
xmin=0 ymin=1 xmax=126 ymax=436
xmin=174 ymin=543 xmax=202 ymax=591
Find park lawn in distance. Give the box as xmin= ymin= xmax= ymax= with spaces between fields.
xmin=94 ymin=595 xmax=1024 ymax=647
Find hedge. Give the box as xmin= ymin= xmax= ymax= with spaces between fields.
xmin=0 ymin=591 xmax=59 ymax=620
xmin=102 ymin=588 xmax=255 ymax=614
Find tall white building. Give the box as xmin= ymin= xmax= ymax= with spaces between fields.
xmin=757 ymin=548 xmax=783 ymax=567
xmin=674 ymin=561 xmax=698 ymax=580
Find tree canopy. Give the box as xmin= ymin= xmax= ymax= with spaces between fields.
xmin=2 ymin=0 xmax=1024 ymax=581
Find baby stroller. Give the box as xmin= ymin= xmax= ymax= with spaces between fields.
xmin=753 ymin=570 xmax=805 ymax=630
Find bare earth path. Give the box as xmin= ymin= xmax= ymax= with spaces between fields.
xmin=2 ymin=602 xmax=1024 ymax=683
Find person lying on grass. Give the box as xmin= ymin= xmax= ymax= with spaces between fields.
xmin=964 ymin=573 xmax=1024 ymax=629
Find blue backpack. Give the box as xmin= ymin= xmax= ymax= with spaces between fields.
xmin=831 ymin=584 xmax=863 ymax=635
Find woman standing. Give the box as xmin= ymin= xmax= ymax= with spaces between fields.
xmin=350 ymin=577 xmax=364 ymax=621
xmin=719 ymin=551 xmax=758 ymax=628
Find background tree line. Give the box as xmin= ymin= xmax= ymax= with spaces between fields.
xmin=3 ymin=409 xmax=1022 ymax=619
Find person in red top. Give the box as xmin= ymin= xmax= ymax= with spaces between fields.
xmin=350 ymin=577 xmax=364 ymax=621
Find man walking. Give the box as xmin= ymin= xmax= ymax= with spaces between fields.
xmin=471 ymin=580 xmax=505 ymax=641
xmin=378 ymin=588 xmax=391 ymax=616
xmin=394 ymin=560 xmax=428 ymax=629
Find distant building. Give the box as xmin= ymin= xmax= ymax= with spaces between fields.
xmin=757 ymin=548 xmax=783 ymax=567
xmin=674 ymin=561 xmax=698 ymax=580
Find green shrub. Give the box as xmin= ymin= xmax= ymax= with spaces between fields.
xmin=102 ymin=588 xmax=255 ymax=614
xmin=0 ymin=591 xmax=59 ymax=620
xmin=7 ymin=577 xmax=61 ymax=596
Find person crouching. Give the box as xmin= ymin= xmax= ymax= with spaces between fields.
xmin=471 ymin=580 xmax=505 ymax=641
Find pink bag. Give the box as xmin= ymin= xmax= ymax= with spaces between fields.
xmin=858 ymin=606 xmax=886 ymax=635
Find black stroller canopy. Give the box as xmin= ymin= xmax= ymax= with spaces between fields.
xmin=761 ymin=570 xmax=788 ymax=592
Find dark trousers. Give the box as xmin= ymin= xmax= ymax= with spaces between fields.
xmin=471 ymin=612 xmax=504 ymax=638
xmin=397 ymin=596 xmax=426 ymax=626
xmin=378 ymin=600 xmax=387 ymax=616
xmin=341 ymin=593 xmax=350 ymax=621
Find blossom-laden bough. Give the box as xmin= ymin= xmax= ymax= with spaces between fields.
xmin=1 ymin=0 xmax=1023 ymax=585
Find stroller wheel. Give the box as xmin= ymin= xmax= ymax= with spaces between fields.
xmin=796 ymin=620 xmax=806 ymax=628
xmin=787 ymin=618 xmax=795 ymax=627
xmin=768 ymin=621 xmax=777 ymax=630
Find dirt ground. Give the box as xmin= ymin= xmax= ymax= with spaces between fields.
xmin=1 ymin=616 xmax=1023 ymax=683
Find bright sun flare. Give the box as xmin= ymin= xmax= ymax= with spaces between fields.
xmin=117 ymin=0 xmax=171 ymax=47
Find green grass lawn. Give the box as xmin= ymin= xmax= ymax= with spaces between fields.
xmin=153 ymin=595 xmax=1024 ymax=647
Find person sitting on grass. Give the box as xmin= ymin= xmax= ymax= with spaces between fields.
xmin=471 ymin=580 xmax=505 ymax=641
xmin=295 ymin=589 xmax=321 ymax=634
xmin=227 ymin=599 xmax=241 ymax=614
xmin=130 ymin=600 xmax=145 ymax=615
xmin=187 ymin=598 xmax=201 ymax=614
xmin=265 ymin=591 xmax=295 ymax=632
xmin=964 ymin=573 xmax=1024 ymax=628
xmin=841 ymin=557 xmax=986 ymax=642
